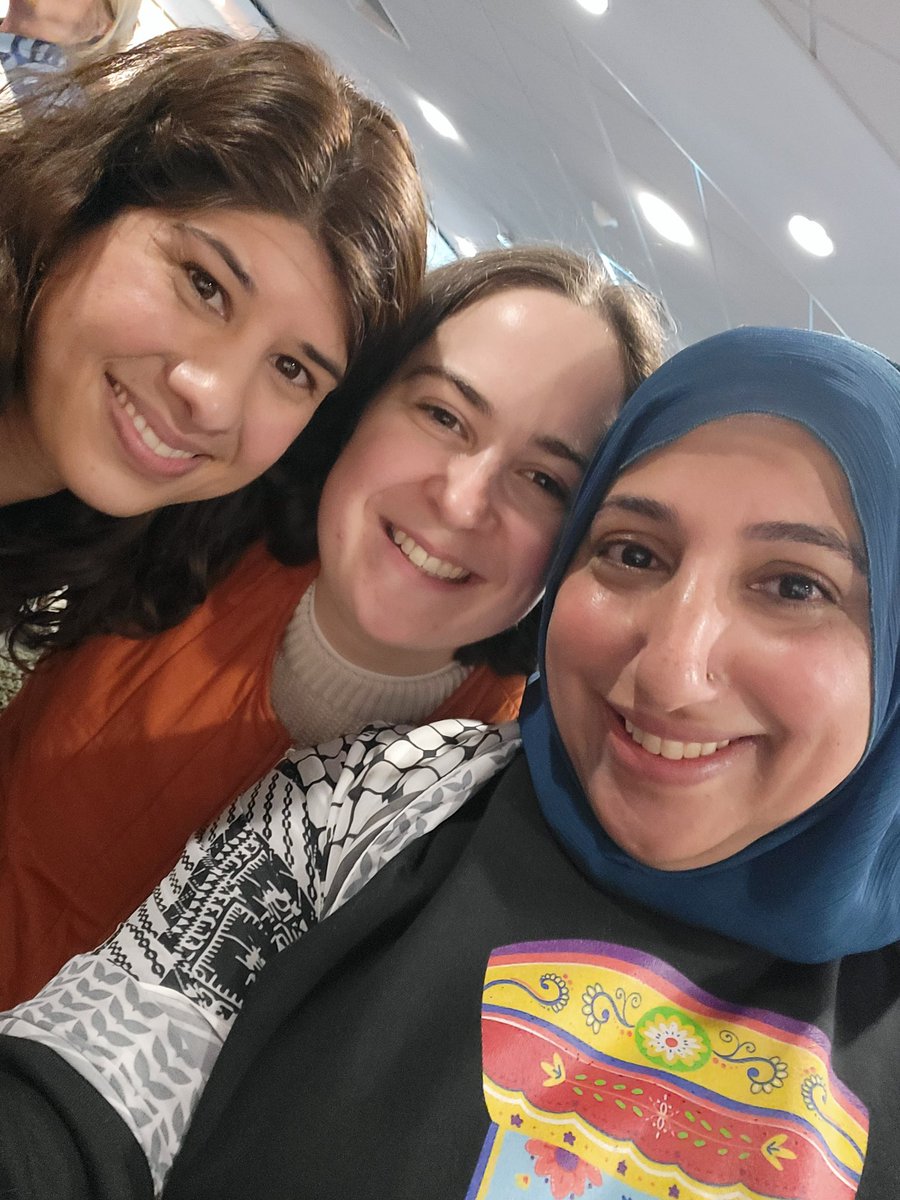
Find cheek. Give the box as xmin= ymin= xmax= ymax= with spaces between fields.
xmin=504 ymin=510 xmax=568 ymax=594
xmin=544 ymin=580 xmax=614 ymax=772
xmin=752 ymin=635 xmax=871 ymax=786
xmin=545 ymin=573 xmax=611 ymax=688
xmin=807 ymin=643 xmax=871 ymax=755
xmin=56 ymin=265 xmax=173 ymax=352
xmin=318 ymin=440 xmax=380 ymax=531
xmin=762 ymin=636 xmax=868 ymax=726
xmin=328 ymin=420 xmax=415 ymax=506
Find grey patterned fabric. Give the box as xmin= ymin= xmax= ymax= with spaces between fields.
xmin=0 ymin=718 xmax=519 ymax=1192
xmin=0 ymin=31 xmax=65 ymax=103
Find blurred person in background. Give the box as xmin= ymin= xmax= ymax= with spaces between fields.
xmin=0 ymin=0 xmax=140 ymax=97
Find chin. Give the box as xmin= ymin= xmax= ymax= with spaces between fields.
xmin=64 ymin=481 xmax=160 ymax=518
xmin=599 ymin=819 xmax=711 ymax=873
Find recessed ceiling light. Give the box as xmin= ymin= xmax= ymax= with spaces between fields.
xmin=416 ymin=97 xmax=460 ymax=142
xmin=637 ymin=191 xmax=694 ymax=247
xmin=576 ymin=0 xmax=610 ymax=13
xmin=455 ymin=236 xmax=478 ymax=258
xmin=788 ymin=214 xmax=834 ymax=257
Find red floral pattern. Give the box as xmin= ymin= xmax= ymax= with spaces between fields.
xmin=526 ymin=1137 xmax=603 ymax=1198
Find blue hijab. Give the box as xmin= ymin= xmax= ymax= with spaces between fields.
xmin=521 ymin=326 xmax=900 ymax=963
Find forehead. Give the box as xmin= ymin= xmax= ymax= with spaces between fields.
xmin=611 ymin=414 xmax=854 ymax=520
xmin=431 ymin=286 xmax=607 ymax=358
xmin=406 ymin=286 xmax=625 ymax=436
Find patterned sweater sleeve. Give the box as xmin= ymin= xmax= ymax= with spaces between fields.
xmin=0 ymin=718 xmax=520 ymax=1195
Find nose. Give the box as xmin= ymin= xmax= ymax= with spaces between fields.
xmin=165 ymin=353 xmax=248 ymax=436
xmin=432 ymin=451 xmax=498 ymax=530
xmin=631 ymin=575 xmax=726 ymax=712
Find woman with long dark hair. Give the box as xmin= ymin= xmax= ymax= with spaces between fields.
xmin=0 ymin=27 xmax=426 ymax=653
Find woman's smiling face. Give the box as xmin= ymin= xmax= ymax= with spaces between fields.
xmin=21 ymin=207 xmax=349 ymax=514
xmin=545 ymin=415 xmax=872 ymax=870
xmin=313 ymin=286 xmax=628 ymax=675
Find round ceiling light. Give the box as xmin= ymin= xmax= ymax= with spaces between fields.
xmin=416 ymin=97 xmax=461 ymax=142
xmin=637 ymin=191 xmax=694 ymax=247
xmin=576 ymin=0 xmax=610 ymax=13
xmin=788 ymin=214 xmax=834 ymax=257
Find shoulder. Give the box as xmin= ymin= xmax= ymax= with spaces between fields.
xmin=279 ymin=716 xmax=520 ymax=798
xmin=274 ymin=718 xmax=522 ymax=911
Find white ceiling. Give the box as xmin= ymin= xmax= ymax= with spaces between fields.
xmin=163 ymin=0 xmax=900 ymax=358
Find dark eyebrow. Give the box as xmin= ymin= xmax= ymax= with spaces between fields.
xmin=176 ymin=223 xmax=255 ymax=293
xmin=599 ymin=495 xmax=679 ymax=523
xmin=745 ymin=522 xmax=867 ymax=574
xmin=176 ymin=222 xmax=344 ymax=386
xmin=404 ymin=364 xmax=491 ymax=415
xmin=301 ymin=342 xmax=344 ymax=386
xmin=599 ymin=497 xmax=867 ymax=575
xmin=402 ymin=364 xmax=588 ymax=470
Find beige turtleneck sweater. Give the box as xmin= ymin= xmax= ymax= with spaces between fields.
xmin=271 ymin=582 xmax=471 ymax=747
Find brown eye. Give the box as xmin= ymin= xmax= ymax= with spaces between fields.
xmin=274 ymin=355 xmax=312 ymax=389
xmin=773 ymin=574 xmax=831 ymax=603
xmin=186 ymin=264 xmax=225 ymax=313
xmin=420 ymin=402 xmax=463 ymax=433
xmin=522 ymin=469 xmax=568 ymax=503
xmin=604 ymin=541 xmax=657 ymax=569
xmin=752 ymin=572 xmax=835 ymax=606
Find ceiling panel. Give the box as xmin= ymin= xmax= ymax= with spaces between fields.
xmin=178 ymin=0 xmax=900 ymax=359
xmin=762 ymin=0 xmax=811 ymax=45
xmin=701 ymin=185 xmax=825 ymax=334
xmin=814 ymin=22 xmax=900 ymax=163
xmin=815 ymin=0 xmax=900 ymax=59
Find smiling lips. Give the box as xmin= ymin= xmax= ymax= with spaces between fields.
xmin=109 ymin=377 xmax=198 ymax=461
xmin=624 ymin=718 xmax=732 ymax=761
xmin=389 ymin=526 xmax=470 ymax=582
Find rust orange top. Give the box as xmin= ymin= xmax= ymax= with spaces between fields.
xmin=0 ymin=542 xmax=524 ymax=1006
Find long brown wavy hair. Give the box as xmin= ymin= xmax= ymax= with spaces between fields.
xmin=266 ymin=244 xmax=669 ymax=675
xmin=0 ymin=28 xmax=427 ymax=660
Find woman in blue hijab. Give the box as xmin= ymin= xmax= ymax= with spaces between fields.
xmin=0 ymin=326 xmax=898 ymax=1200
xmin=524 ymin=323 xmax=900 ymax=965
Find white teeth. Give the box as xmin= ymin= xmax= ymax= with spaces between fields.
xmin=624 ymin=718 xmax=731 ymax=760
xmin=113 ymin=384 xmax=194 ymax=460
xmin=390 ymin=527 xmax=469 ymax=581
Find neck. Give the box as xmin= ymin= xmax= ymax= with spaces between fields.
xmin=0 ymin=402 xmax=63 ymax=507
xmin=313 ymin=572 xmax=456 ymax=676
xmin=272 ymin=584 xmax=471 ymax=747
xmin=1 ymin=0 xmax=109 ymax=45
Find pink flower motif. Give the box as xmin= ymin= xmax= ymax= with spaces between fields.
xmin=526 ymin=1138 xmax=604 ymax=1199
